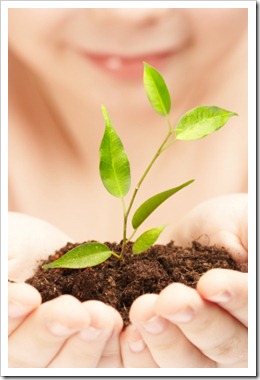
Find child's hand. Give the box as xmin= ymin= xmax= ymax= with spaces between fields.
xmin=120 ymin=194 xmax=248 ymax=367
xmin=8 ymin=212 xmax=72 ymax=282
xmin=171 ymin=193 xmax=248 ymax=265
xmin=8 ymin=212 xmax=123 ymax=368
xmin=121 ymin=270 xmax=247 ymax=368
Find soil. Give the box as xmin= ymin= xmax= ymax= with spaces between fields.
xmin=26 ymin=241 xmax=245 ymax=326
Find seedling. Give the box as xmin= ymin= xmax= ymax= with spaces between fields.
xmin=43 ymin=62 xmax=237 ymax=269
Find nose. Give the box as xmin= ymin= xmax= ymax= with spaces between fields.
xmin=91 ymin=8 xmax=171 ymax=27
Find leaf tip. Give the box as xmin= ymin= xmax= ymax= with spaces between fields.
xmin=101 ymin=105 xmax=109 ymax=123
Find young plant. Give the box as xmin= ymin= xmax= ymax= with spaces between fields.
xmin=43 ymin=62 xmax=237 ymax=269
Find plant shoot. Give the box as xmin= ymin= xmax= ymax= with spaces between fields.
xmin=43 ymin=62 xmax=237 ymax=269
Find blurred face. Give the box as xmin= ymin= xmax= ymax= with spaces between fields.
xmin=8 ymin=8 xmax=247 ymax=110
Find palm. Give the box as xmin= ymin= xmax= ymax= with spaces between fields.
xmin=8 ymin=212 xmax=72 ymax=281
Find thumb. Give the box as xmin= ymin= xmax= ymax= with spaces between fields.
xmin=8 ymin=212 xmax=73 ymax=281
xmin=171 ymin=194 xmax=248 ymax=265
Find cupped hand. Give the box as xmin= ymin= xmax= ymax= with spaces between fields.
xmin=120 ymin=194 xmax=248 ymax=368
xmin=122 ymin=271 xmax=247 ymax=368
xmin=171 ymin=193 xmax=248 ymax=264
xmin=8 ymin=212 xmax=123 ymax=368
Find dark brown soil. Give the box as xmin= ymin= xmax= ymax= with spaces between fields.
xmin=26 ymin=241 xmax=245 ymax=326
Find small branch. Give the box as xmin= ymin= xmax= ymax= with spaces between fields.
xmin=126 ymin=229 xmax=138 ymax=244
xmin=121 ymin=117 xmax=176 ymax=258
xmin=125 ymin=119 xmax=175 ymax=222
xmin=111 ymin=251 xmax=121 ymax=259
xmin=161 ymin=136 xmax=177 ymax=152
xmin=120 ymin=197 xmax=128 ymax=257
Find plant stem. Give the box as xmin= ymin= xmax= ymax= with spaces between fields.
xmin=120 ymin=197 xmax=128 ymax=257
xmin=161 ymin=136 xmax=177 ymax=152
xmin=126 ymin=121 xmax=173 ymax=219
xmin=126 ymin=229 xmax=138 ymax=244
xmin=120 ymin=118 xmax=174 ymax=256
xmin=111 ymin=251 xmax=121 ymax=259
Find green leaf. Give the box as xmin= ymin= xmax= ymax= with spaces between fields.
xmin=175 ymin=106 xmax=238 ymax=141
xmin=42 ymin=242 xmax=113 ymax=269
xmin=133 ymin=225 xmax=167 ymax=254
xmin=132 ymin=179 xmax=194 ymax=229
xmin=100 ymin=106 xmax=131 ymax=198
xmin=143 ymin=62 xmax=171 ymax=116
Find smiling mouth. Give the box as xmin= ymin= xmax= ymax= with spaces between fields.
xmin=78 ymin=49 xmax=176 ymax=80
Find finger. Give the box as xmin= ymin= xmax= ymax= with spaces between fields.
xmin=154 ymin=283 xmax=248 ymax=367
xmin=9 ymin=295 xmax=90 ymax=368
xmin=171 ymin=193 xmax=248 ymax=265
xmin=173 ymin=224 xmax=248 ymax=265
xmin=98 ymin=307 xmax=123 ymax=368
xmin=9 ymin=282 xmax=42 ymax=335
xmin=130 ymin=294 xmax=214 ymax=368
xmin=120 ymin=324 xmax=159 ymax=368
xmin=207 ymin=230 xmax=248 ymax=265
xmin=197 ymin=269 xmax=248 ymax=326
xmin=49 ymin=301 xmax=121 ymax=368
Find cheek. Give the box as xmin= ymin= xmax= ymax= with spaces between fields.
xmin=186 ymin=9 xmax=248 ymax=41
xmin=8 ymin=9 xmax=73 ymax=66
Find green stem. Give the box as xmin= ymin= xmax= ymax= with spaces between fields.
xmin=111 ymin=251 xmax=121 ymax=259
xmin=119 ymin=118 xmax=174 ymax=257
xmin=126 ymin=228 xmax=138 ymax=244
xmin=120 ymin=197 xmax=128 ymax=257
xmin=161 ymin=136 xmax=177 ymax=152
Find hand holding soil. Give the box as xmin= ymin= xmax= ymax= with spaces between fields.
xmin=120 ymin=194 xmax=248 ymax=368
xmin=8 ymin=194 xmax=248 ymax=367
xmin=7 ymin=8 xmax=250 ymax=369
xmin=171 ymin=193 xmax=248 ymax=266
xmin=8 ymin=213 xmax=123 ymax=368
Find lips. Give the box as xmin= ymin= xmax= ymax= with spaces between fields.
xmin=78 ymin=50 xmax=174 ymax=80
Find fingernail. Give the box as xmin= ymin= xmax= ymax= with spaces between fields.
xmin=207 ymin=290 xmax=232 ymax=303
xmin=79 ymin=326 xmax=102 ymax=341
xmin=141 ymin=315 xmax=166 ymax=334
xmin=48 ymin=323 xmax=76 ymax=336
xmin=128 ymin=339 xmax=146 ymax=353
xmin=8 ymin=302 xmax=31 ymax=319
xmin=167 ymin=306 xmax=195 ymax=323
xmin=126 ymin=324 xmax=146 ymax=353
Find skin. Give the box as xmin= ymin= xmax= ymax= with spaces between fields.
xmin=121 ymin=194 xmax=248 ymax=368
xmin=8 ymin=8 xmax=248 ymax=367
xmin=8 ymin=213 xmax=123 ymax=368
xmin=9 ymin=195 xmax=248 ymax=368
xmin=8 ymin=8 xmax=248 ymax=241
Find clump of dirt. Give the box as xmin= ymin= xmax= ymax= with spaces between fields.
xmin=26 ymin=241 xmax=244 ymax=326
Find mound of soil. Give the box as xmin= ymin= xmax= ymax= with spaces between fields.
xmin=26 ymin=241 xmax=244 ymax=326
